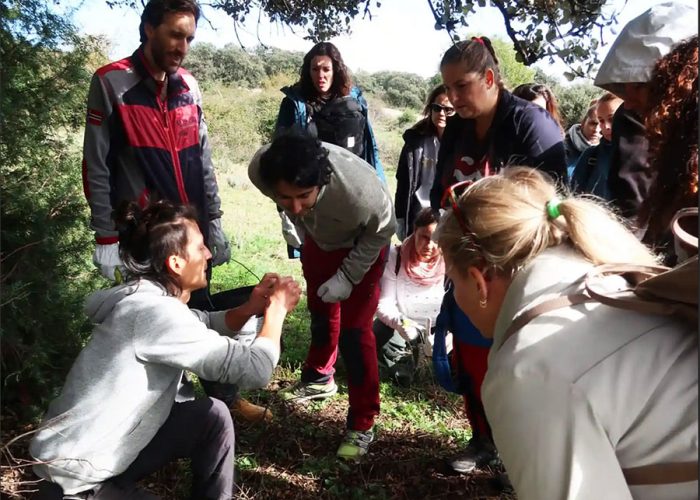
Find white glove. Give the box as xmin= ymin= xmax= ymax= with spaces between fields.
xmin=317 ymin=271 xmax=353 ymax=303
xmin=279 ymin=211 xmax=304 ymax=248
xmin=396 ymin=218 xmax=406 ymax=241
xmin=208 ymin=218 xmax=231 ymax=267
xmin=398 ymin=318 xmax=422 ymax=343
xmin=93 ymin=242 xmax=125 ymax=282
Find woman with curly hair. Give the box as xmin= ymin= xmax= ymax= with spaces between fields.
xmin=639 ymin=35 xmax=698 ymax=260
xmin=274 ymin=42 xmax=384 ymax=258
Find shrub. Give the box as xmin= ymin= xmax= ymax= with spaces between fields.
xmin=1 ymin=0 xmax=106 ymax=418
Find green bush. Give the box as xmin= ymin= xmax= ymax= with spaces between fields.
xmin=1 ymin=0 xmax=105 ymax=418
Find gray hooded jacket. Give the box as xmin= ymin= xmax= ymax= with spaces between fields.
xmin=30 ymin=280 xmax=279 ymax=494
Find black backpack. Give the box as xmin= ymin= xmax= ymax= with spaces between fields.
xmin=309 ymin=96 xmax=366 ymax=157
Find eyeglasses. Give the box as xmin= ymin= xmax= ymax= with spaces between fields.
xmin=430 ymin=103 xmax=455 ymax=116
xmin=440 ymin=180 xmax=474 ymax=235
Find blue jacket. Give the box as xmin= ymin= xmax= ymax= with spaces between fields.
xmin=430 ymin=90 xmax=566 ymax=209
xmin=275 ymin=85 xmax=385 ymax=183
xmin=570 ymin=138 xmax=613 ymax=200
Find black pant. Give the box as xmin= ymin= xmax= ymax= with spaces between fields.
xmin=34 ymin=398 xmax=235 ymax=500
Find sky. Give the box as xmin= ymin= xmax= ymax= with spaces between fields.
xmin=66 ymin=0 xmax=670 ymax=82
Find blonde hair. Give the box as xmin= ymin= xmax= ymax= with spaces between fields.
xmin=436 ymin=167 xmax=658 ymax=277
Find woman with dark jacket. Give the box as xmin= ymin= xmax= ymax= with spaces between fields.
xmin=429 ymin=37 xmax=566 ymax=210
xmin=428 ymin=36 xmax=566 ymax=475
xmin=275 ymin=41 xmax=383 ymax=180
xmin=395 ymin=85 xmax=453 ymax=239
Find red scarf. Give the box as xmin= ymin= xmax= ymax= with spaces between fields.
xmin=400 ymin=234 xmax=445 ymax=286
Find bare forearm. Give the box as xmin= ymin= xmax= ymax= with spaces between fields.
xmin=224 ymin=302 xmax=256 ymax=331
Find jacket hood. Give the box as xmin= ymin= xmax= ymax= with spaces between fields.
xmin=566 ymin=123 xmax=592 ymax=152
xmin=84 ymin=280 xmax=166 ymax=323
xmin=594 ymin=1 xmax=698 ymax=97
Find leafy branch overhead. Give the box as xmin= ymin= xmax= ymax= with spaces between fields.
xmin=107 ymin=0 xmax=623 ymax=78
xmin=428 ymin=0 xmax=625 ymax=79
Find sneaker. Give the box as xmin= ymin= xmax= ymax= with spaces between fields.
xmin=336 ymin=428 xmax=374 ymax=461
xmin=277 ymin=380 xmax=338 ymax=403
xmin=230 ymin=397 xmax=273 ymax=423
xmin=447 ymin=437 xmax=498 ymax=474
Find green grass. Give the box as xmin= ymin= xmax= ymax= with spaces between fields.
xmin=194 ymin=86 xmax=508 ymax=499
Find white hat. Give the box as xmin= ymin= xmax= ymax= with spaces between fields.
xmin=594 ymin=1 xmax=698 ymax=98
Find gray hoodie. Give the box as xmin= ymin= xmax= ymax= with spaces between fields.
xmin=30 ymin=280 xmax=279 ymax=494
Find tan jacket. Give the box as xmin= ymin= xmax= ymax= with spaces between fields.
xmin=484 ymin=246 xmax=698 ymax=500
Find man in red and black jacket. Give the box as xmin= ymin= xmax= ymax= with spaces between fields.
xmin=82 ymin=0 xmax=229 ymax=290
xmin=80 ymin=0 xmax=274 ymax=425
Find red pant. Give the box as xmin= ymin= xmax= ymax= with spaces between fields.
xmin=452 ymin=338 xmax=492 ymax=441
xmin=300 ymin=236 xmax=386 ymax=431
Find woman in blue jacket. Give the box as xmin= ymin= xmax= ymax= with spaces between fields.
xmin=275 ymin=42 xmax=384 ymax=181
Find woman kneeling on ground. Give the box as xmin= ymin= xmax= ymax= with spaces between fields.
xmin=436 ymin=166 xmax=698 ymax=500
xmin=374 ymin=207 xmax=445 ymax=386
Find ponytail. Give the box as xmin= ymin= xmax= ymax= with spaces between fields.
xmin=440 ymin=36 xmax=502 ymax=88
xmin=436 ymin=167 xmax=658 ymax=278
xmin=114 ymin=200 xmax=200 ymax=296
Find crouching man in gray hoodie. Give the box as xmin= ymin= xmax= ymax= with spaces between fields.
xmin=30 ymin=200 xmax=301 ymax=500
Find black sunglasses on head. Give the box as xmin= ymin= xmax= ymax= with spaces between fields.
xmin=430 ymin=103 xmax=455 ymax=116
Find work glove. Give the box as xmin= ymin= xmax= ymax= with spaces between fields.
xmin=396 ymin=218 xmax=406 ymax=241
xmin=398 ymin=317 xmax=422 ymax=343
xmin=93 ymin=242 xmax=125 ymax=282
xmin=209 ymin=218 xmax=231 ymax=267
xmin=279 ymin=212 xmax=304 ymax=249
xmin=317 ymin=270 xmax=353 ymax=303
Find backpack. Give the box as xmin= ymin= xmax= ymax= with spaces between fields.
xmin=503 ymin=207 xmax=698 ymax=340
xmin=310 ymin=96 xmax=366 ymax=157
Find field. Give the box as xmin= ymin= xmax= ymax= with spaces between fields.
xmin=198 ymin=86 xmax=513 ymax=499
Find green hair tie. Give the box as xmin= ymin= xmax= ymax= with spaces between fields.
xmin=546 ymin=197 xmax=562 ymax=219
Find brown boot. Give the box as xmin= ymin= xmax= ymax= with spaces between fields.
xmin=230 ymin=397 xmax=273 ymax=423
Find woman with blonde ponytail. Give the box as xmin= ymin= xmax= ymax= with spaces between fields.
xmin=437 ymin=166 xmax=697 ymax=500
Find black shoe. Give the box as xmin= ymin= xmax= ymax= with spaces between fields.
xmin=447 ymin=437 xmax=497 ymax=474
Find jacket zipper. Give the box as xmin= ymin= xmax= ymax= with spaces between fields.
xmin=157 ymin=81 xmax=189 ymax=204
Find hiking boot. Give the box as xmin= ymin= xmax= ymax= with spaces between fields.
xmin=230 ymin=397 xmax=273 ymax=423
xmin=336 ymin=428 xmax=374 ymax=461
xmin=277 ymin=380 xmax=338 ymax=403
xmin=447 ymin=437 xmax=498 ymax=474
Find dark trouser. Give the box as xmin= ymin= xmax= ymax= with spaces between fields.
xmin=34 ymin=398 xmax=235 ymax=500
xmin=452 ymin=338 xmax=492 ymax=442
xmin=300 ymin=236 xmax=386 ymax=431
xmin=373 ymin=320 xmax=417 ymax=385
xmin=190 ymin=284 xmax=256 ymax=406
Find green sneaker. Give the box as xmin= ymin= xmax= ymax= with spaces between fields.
xmin=277 ymin=380 xmax=338 ymax=403
xmin=336 ymin=428 xmax=374 ymax=461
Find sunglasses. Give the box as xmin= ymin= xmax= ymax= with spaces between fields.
xmin=440 ymin=180 xmax=474 ymax=235
xmin=430 ymin=103 xmax=455 ymax=116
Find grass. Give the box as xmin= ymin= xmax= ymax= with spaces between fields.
xmin=196 ymin=87 xmax=512 ymax=498
xmin=0 ymin=86 xmax=514 ymax=500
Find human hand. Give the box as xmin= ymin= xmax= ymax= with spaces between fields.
xmin=317 ymin=271 xmax=353 ymax=303
xmin=93 ymin=243 xmax=126 ymax=282
xmin=247 ymin=273 xmax=280 ymax=315
xmin=209 ymin=218 xmax=231 ymax=267
xmin=268 ymin=276 xmax=302 ymax=313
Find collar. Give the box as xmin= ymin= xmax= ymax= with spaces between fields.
xmin=131 ymin=46 xmax=190 ymax=98
xmin=490 ymin=245 xmax=594 ymax=353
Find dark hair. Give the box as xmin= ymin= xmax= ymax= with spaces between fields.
xmin=512 ymin=82 xmax=563 ymax=130
xmin=413 ymin=207 xmax=440 ymax=229
xmin=298 ymin=42 xmax=352 ymax=101
xmin=115 ymin=199 xmax=199 ymax=296
xmin=639 ymin=35 xmax=698 ymax=245
xmin=411 ymin=84 xmax=449 ymax=136
xmin=139 ymin=0 xmax=201 ymax=43
xmin=259 ymin=129 xmax=333 ymax=189
xmin=440 ymin=36 xmax=502 ymax=87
